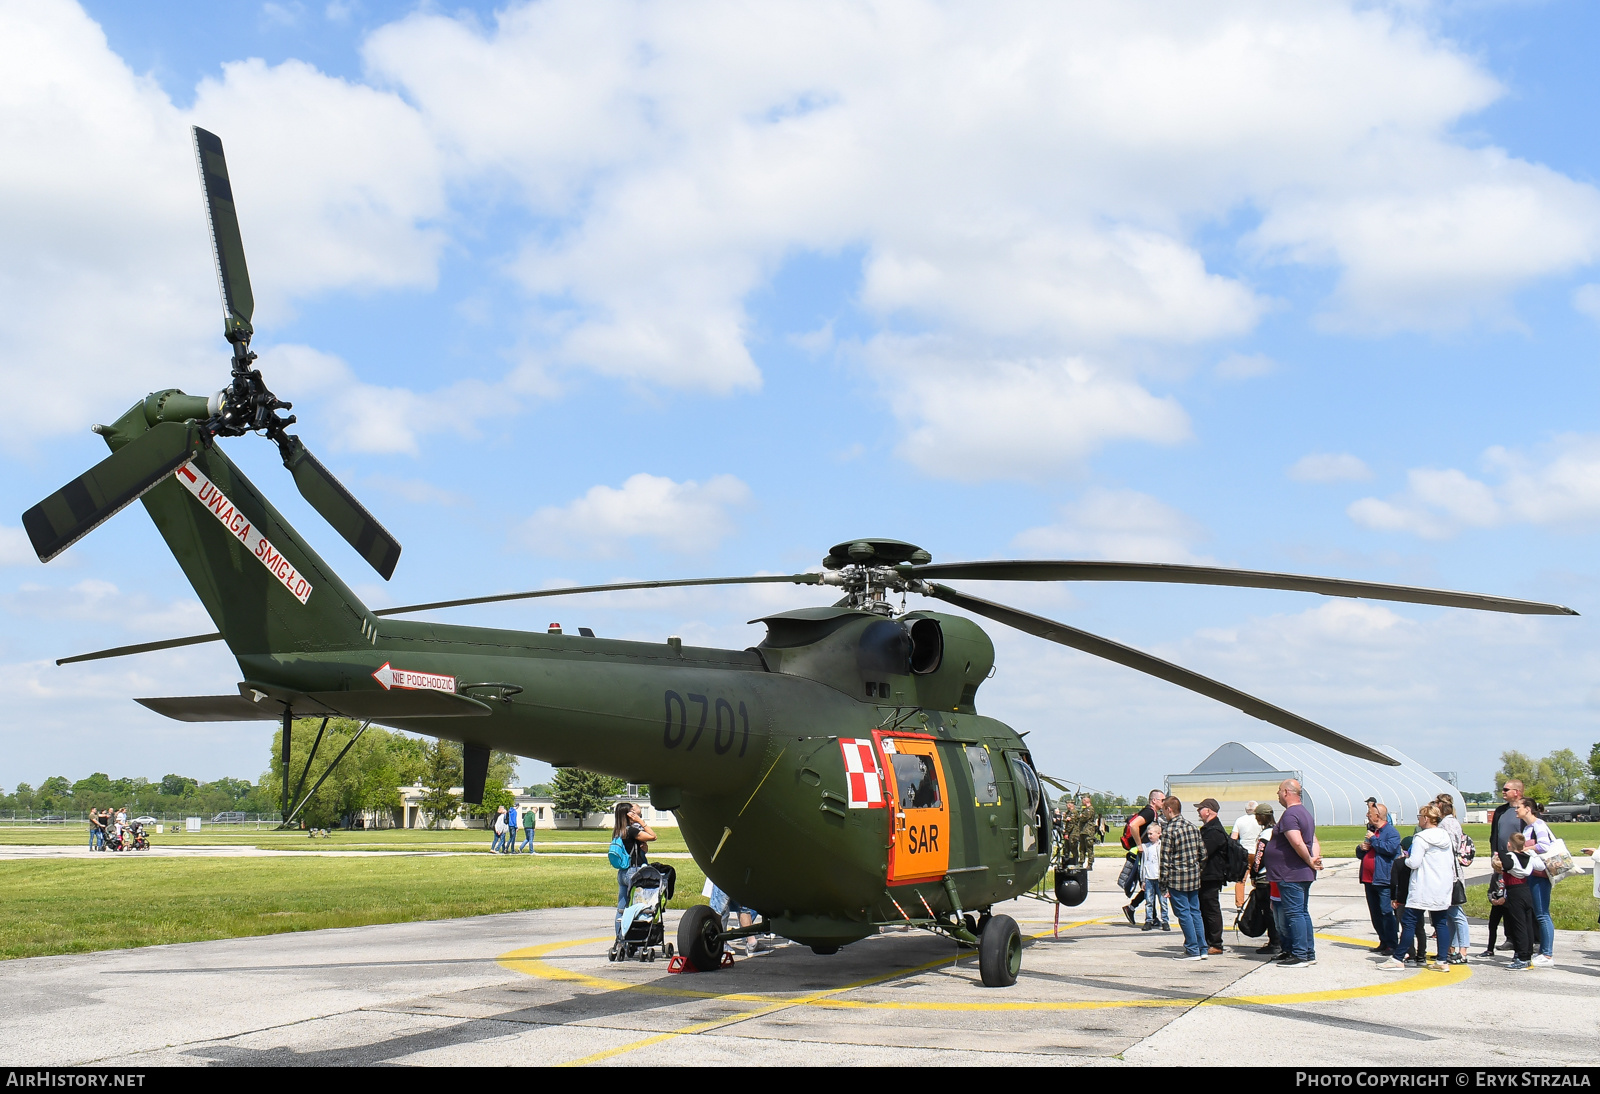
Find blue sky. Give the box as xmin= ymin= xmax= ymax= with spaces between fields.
xmin=3 ymin=0 xmax=1599 ymax=800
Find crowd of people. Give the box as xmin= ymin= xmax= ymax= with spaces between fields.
xmin=87 ymin=806 xmax=146 ymax=852
xmin=1112 ymin=776 xmax=1578 ymax=972
xmin=489 ymin=802 xmax=537 ymax=853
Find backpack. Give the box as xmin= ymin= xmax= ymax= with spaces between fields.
xmin=1120 ymin=812 xmax=1145 ymax=851
xmin=607 ymin=836 xmax=631 ymax=869
xmin=1221 ymin=837 xmax=1250 ymax=883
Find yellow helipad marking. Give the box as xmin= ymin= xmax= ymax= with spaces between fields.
xmin=499 ymin=922 xmax=1468 ymax=1064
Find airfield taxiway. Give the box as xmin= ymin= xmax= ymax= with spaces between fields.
xmin=3 ymin=859 xmax=1595 ymax=1066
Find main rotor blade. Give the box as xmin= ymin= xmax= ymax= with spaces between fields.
xmin=22 ymin=422 xmax=201 ymax=563
xmin=280 ymin=436 xmax=402 ymax=580
xmin=54 ymin=572 xmax=827 ymax=665
xmin=373 ymin=572 xmax=824 ymax=617
xmin=192 ymin=126 xmax=254 ymax=343
xmin=57 ymin=631 xmax=223 ymax=666
xmin=912 ymin=560 xmax=1576 ymax=616
xmin=922 ymin=582 xmax=1399 ymax=766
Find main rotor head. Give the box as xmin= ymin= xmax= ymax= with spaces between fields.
xmin=818 ymin=538 xmax=934 ymax=615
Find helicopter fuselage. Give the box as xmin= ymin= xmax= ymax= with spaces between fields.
xmin=241 ymin=606 xmax=1053 ymax=948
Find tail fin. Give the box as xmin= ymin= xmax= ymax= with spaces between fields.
xmin=103 ymin=402 xmax=372 ymax=658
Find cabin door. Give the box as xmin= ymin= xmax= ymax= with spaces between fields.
xmin=881 ymin=735 xmax=951 ymax=883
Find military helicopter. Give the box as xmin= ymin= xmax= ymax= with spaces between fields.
xmin=22 ymin=129 xmax=1578 ymax=988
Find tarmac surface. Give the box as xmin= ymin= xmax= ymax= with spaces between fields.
xmin=2 ymin=857 xmax=1595 ymax=1066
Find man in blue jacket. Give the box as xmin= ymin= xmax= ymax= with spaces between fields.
xmin=1356 ymin=801 xmax=1402 ymax=955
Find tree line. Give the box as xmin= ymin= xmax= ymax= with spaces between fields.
xmin=1493 ymin=745 xmax=1600 ymax=805
xmin=2 ymin=717 xmax=642 ymax=830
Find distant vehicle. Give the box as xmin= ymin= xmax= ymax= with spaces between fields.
xmin=37 ymin=815 xmax=64 ymax=822
xmin=212 ymin=811 xmax=248 ymax=823
xmin=1543 ymin=802 xmax=1600 ymax=823
xmin=133 ymin=816 xmax=158 ymax=825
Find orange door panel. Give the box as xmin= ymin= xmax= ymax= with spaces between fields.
xmin=881 ymin=736 xmax=951 ymax=883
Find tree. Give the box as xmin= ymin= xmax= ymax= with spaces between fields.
xmin=1545 ymin=748 xmax=1587 ymax=802
xmin=418 ymin=739 xmax=463 ymax=829
xmin=1494 ymin=751 xmax=1552 ymax=805
xmin=36 ymin=776 xmax=72 ymax=813
xmin=551 ymin=768 xmax=626 ymax=828
xmin=263 ymin=718 xmax=431 ymax=827
xmin=160 ymin=774 xmax=198 ymax=798
xmin=12 ymin=783 xmax=34 ymax=811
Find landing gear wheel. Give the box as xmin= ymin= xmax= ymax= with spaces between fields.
xmin=978 ymin=913 xmax=1021 ymax=987
xmin=678 ymin=904 xmax=725 ymax=972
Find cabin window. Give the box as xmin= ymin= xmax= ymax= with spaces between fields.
xmin=965 ymin=745 xmax=1000 ymax=805
xmin=1009 ymin=755 xmax=1040 ymax=817
xmin=892 ymin=753 xmax=941 ymax=809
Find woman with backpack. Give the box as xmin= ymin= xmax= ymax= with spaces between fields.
xmin=611 ymin=802 xmax=656 ymax=938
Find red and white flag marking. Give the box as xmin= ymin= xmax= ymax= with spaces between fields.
xmin=174 ymin=462 xmax=313 ymax=605
xmin=839 ymin=738 xmax=885 ymax=809
xmin=371 ymin=662 xmax=457 ymax=693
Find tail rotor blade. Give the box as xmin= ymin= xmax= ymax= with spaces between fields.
xmin=22 ymin=422 xmax=201 ymax=563
xmin=923 ymin=582 xmax=1399 ymax=766
xmin=192 ymin=126 xmax=254 ymax=344
xmin=280 ymin=436 xmax=402 ymax=580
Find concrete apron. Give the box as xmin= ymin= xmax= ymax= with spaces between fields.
xmin=0 ymin=858 xmax=1594 ymax=1066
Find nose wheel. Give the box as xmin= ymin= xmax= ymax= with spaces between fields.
xmin=978 ymin=913 xmax=1021 ymax=987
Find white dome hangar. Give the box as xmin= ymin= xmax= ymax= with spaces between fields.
xmin=1167 ymin=741 xmax=1460 ymax=828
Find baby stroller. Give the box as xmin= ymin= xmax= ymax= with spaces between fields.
xmin=103 ymin=826 xmax=124 ymax=852
xmin=610 ymin=864 xmax=677 ymax=962
xmin=128 ymin=822 xmax=149 ymax=851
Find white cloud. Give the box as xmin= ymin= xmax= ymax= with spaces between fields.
xmin=1288 ymin=452 xmax=1373 ymax=483
xmin=1349 ymin=435 xmax=1600 ymax=538
xmin=0 ymin=527 xmax=39 ymax=567
xmin=0 ymin=0 xmax=447 ymax=447
xmin=6 ymin=580 xmax=211 ymax=636
xmin=520 ymin=473 xmax=751 ymax=556
xmin=874 ymin=340 xmax=1190 ymax=481
xmin=267 ymin=344 xmax=512 ymax=455
xmin=1014 ymin=488 xmax=1207 ymax=563
xmin=8 ymin=0 xmax=1600 ymax=474
xmin=353 ymin=0 xmax=1600 ymax=469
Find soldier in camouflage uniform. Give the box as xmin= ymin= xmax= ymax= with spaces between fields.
xmin=1071 ymin=794 xmax=1102 ymax=867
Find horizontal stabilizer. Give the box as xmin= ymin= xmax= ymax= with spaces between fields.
xmin=135 ymin=694 xmax=278 ymax=721
xmin=136 ymin=687 xmax=491 ymax=722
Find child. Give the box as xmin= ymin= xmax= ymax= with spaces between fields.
xmin=1498 ymin=832 xmax=1543 ymax=970
xmin=1140 ymin=822 xmax=1169 ymax=931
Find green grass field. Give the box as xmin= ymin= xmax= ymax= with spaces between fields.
xmin=0 ymin=825 xmax=690 ymax=853
xmin=0 ymin=854 xmax=708 ymax=960
xmin=1465 ymin=873 xmax=1597 ymax=933
xmin=2 ymin=819 xmax=1591 ymax=962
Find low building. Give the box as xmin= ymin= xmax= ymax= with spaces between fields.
xmin=392 ymin=784 xmax=676 ymax=831
xmin=1167 ymin=741 xmax=1459 ymax=829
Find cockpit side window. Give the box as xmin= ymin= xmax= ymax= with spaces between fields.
xmin=965 ymin=745 xmax=1000 ymax=806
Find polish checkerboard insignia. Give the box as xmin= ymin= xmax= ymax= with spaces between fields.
xmin=839 ymin=738 xmax=885 ymax=808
